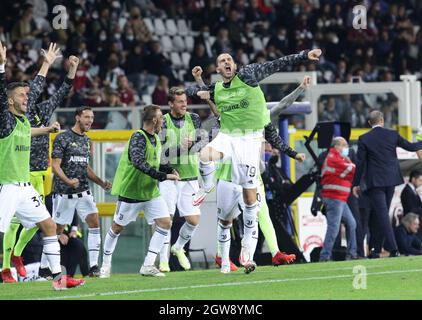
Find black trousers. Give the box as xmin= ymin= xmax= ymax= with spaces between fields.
xmin=366 ymin=186 xmax=398 ymax=253
xmin=60 ymin=237 xmax=87 ymax=277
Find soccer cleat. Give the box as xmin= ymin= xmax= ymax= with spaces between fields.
xmin=221 ymin=264 xmax=231 ymax=274
xmin=38 ymin=267 xmax=53 ymax=280
xmin=140 ymin=265 xmax=165 ymax=277
xmin=244 ymin=261 xmax=257 ymax=274
xmin=171 ymin=245 xmax=191 ymax=270
xmin=99 ymin=265 xmax=111 ymax=278
xmin=159 ymin=262 xmax=170 ymax=273
xmin=1 ymin=269 xmax=17 ymax=283
xmin=52 ymin=275 xmax=85 ymax=291
xmin=214 ymin=255 xmax=238 ymax=271
xmin=192 ymin=186 xmax=215 ymax=207
xmin=88 ymin=265 xmax=101 ymax=277
xmin=272 ymin=251 xmax=296 ymax=266
xmin=11 ymin=252 xmax=27 ymax=277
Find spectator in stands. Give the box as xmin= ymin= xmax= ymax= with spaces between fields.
xmin=320 ymin=137 xmax=357 ymax=261
xmin=103 ymin=90 xmax=129 ymax=130
xmin=102 ymin=53 xmax=125 ymax=90
xmin=126 ymin=6 xmax=152 ymax=45
xmin=267 ymin=28 xmax=289 ymax=55
xmin=11 ymin=4 xmax=42 ymax=46
xmin=395 ymin=213 xmax=422 ymax=255
xmin=188 ymin=44 xmax=211 ymax=81
xmin=212 ymin=28 xmax=233 ymax=56
xmin=84 ymin=76 xmax=106 ymax=107
xmin=118 ymin=75 xmax=137 ymax=107
xmin=145 ymin=41 xmax=175 ymax=84
xmin=152 ymin=75 xmax=169 ymax=106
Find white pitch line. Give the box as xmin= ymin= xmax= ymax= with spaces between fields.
xmin=31 ymin=268 xmax=422 ymax=300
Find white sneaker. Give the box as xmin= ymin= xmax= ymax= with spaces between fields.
xmin=171 ymin=245 xmax=191 ymax=270
xmin=140 ymin=265 xmax=165 ymax=277
xmin=221 ymin=264 xmax=231 ymax=274
xmin=99 ymin=265 xmax=111 ymax=278
xmin=192 ymin=185 xmax=215 ymax=207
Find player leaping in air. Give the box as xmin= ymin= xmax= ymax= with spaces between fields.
xmin=186 ymin=49 xmax=321 ymax=273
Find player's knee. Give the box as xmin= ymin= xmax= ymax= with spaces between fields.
xmin=156 ymin=217 xmax=172 ymax=230
xmin=243 ymin=189 xmax=257 ymax=206
xmin=38 ymin=218 xmax=57 ymax=236
xmin=219 ymin=219 xmax=232 ymax=227
xmin=186 ymin=215 xmax=200 ymax=226
xmin=111 ymin=222 xmax=124 ymax=235
xmin=86 ymin=212 xmax=99 ymax=228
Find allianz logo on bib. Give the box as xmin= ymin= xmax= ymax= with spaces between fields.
xmin=69 ymin=156 xmax=88 ymax=163
xmin=15 ymin=145 xmax=30 ymax=152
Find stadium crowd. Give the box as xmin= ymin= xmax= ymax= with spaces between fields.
xmin=0 ymin=0 xmax=420 ymax=129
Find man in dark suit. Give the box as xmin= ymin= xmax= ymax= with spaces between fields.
xmin=400 ymin=170 xmax=422 ymax=239
xmin=352 ymin=111 xmax=422 ymax=257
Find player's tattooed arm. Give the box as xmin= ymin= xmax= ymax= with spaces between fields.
xmin=129 ymin=132 xmax=168 ymax=181
xmin=270 ymin=77 xmax=311 ymax=121
xmin=264 ymin=123 xmax=298 ymax=159
xmin=0 ymin=41 xmax=7 ymax=111
xmin=87 ymin=165 xmax=112 ymax=190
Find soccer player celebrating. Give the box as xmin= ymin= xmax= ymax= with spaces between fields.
xmin=100 ymin=105 xmax=180 ymax=278
xmin=158 ymin=87 xmax=208 ymax=272
xmin=2 ymin=53 xmax=80 ymax=283
xmin=187 ymin=55 xmax=319 ymax=272
xmin=46 ymin=107 xmax=112 ymax=278
xmin=0 ymin=41 xmax=84 ymax=289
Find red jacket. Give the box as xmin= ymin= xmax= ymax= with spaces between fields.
xmin=321 ymin=148 xmax=356 ymax=202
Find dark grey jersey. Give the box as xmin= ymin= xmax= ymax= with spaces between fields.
xmin=52 ymin=129 xmax=91 ymax=194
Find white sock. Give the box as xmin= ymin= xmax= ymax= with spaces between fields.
xmin=88 ymin=228 xmax=101 ymax=268
xmin=217 ymin=222 xmax=232 ymax=266
xmin=40 ymin=252 xmax=49 ymax=269
xmin=174 ymin=222 xmax=197 ymax=250
xmin=243 ymin=201 xmax=259 ymax=260
xmin=199 ymin=160 xmax=215 ymax=191
xmin=144 ymin=226 xmax=169 ymax=266
xmin=43 ymin=236 xmax=61 ymax=275
xmin=160 ymin=232 xmax=170 ymax=264
xmin=102 ymin=228 xmax=120 ymax=266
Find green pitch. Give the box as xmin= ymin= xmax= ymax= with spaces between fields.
xmin=1 ymin=256 xmax=422 ymax=300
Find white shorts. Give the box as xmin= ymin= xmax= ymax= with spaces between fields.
xmin=159 ymin=180 xmax=200 ymax=217
xmin=216 ymin=180 xmax=244 ymax=221
xmin=216 ymin=179 xmax=265 ymax=222
xmin=52 ymin=190 xmax=98 ymax=225
xmin=0 ymin=183 xmax=51 ymax=232
xmin=208 ymin=132 xmax=263 ymax=189
xmin=113 ymin=196 xmax=170 ymax=226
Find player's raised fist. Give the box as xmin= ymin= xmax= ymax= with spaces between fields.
xmin=102 ymin=180 xmax=112 ymax=190
xmin=197 ymin=90 xmax=210 ymax=100
xmin=301 ymin=76 xmax=311 ymax=88
xmin=308 ymin=49 xmax=322 ymax=61
xmin=0 ymin=41 xmax=7 ymax=65
xmin=69 ymin=55 xmax=80 ymax=68
xmin=192 ymin=66 xmax=203 ymax=79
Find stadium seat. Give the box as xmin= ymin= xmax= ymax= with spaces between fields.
xmin=165 ymin=19 xmax=178 ymax=36
xmin=252 ymin=37 xmax=264 ymax=52
xmin=170 ymin=52 xmax=183 ymax=69
xmin=143 ymin=17 xmax=154 ymax=34
xmin=118 ymin=17 xmax=127 ymax=30
xmin=161 ymin=35 xmax=173 ymax=52
xmin=177 ymin=19 xmax=189 ymax=36
xmin=154 ymin=18 xmax=166 ymax=36
xmin=181 ymin=52 xmax=191 ymax=69
xmin=147 ymin=85 xmax=155 ymax=95
xmin=142 ymin=94 xmax=152 ymax=105
xmin=185 ymin=36 xmax=194 ymax=52
xmin=28 ymin=49 xmax=39 ymax=62
xmin=172 ymin=35 xmax=186 ymax=52
xmin=178 ymin=69 xmax=187 ymax=81
xmin=263 ymin=36 xmax=270 ymax=47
